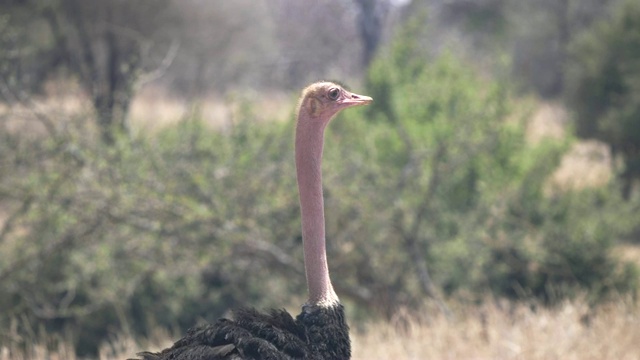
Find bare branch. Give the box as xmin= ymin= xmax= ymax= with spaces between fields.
xmin=138 ymin=40 xmax=180 ymax=86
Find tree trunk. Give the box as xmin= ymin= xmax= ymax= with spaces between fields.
xmin=42 ymin=0 xmax=165 ymax=144
xmin=354 ymin=0 xmax=388 ymax=67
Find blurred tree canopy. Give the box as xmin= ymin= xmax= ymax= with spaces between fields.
xmin=0 ymin=0 xmax=371 ymax=142
xmin=1 ymin=0 xmax=179 ymax=142
xmin=565 ymin=0 xmax=640 ymax=198
xmin=423 ymin=0 xmax=622 ymax=97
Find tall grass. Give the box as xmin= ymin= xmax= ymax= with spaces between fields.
xmin=2 ymin=298 xmax=638 ymax=360
xmin=353 ymin=298 xmax=639 ymax=360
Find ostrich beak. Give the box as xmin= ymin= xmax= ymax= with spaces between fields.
xmin=340 ymin=91 xmax=373 ymax=107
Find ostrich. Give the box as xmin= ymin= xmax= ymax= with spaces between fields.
xmin=135 ymin=82 xmax=372 ymax=360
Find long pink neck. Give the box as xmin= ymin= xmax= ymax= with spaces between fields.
xmin=295 ymin=109 xmax=339 ymax=307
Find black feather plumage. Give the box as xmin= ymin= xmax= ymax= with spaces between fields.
xmin=136 ymin=304 xmax=350 ymax=360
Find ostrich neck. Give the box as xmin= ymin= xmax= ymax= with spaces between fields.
xmin=295 ymin=111 xmax=339 ymax=307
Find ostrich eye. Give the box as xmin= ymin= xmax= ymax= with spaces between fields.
xmin=328 ymin=88 xmax=340 ymax=100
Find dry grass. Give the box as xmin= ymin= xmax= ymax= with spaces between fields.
xmin=525 ymin=100 xmax=613 ymax=193
xmin=547 ymin=140 xmax=613 ymax=192
xmin=353 ymin=299 xmax=640 ymax=360
xmin=615 ymin=243 xmax=640 ymax=268
xmin=129 ymin=86 xmax=293 ymax=132
xmin=2 ymin=299 xmax=638 ymax=360
xmin=525 ymin=101 xmax=569 ymax=143
xmin=0 ymin=80 xmax=293 ymax=139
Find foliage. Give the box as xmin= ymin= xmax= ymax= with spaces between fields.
xmin=0 ymin=106 xmax=300 ymax=355
xmin=565 ymin=0 xmax=640 ymax=198
xmin=357 ymin=14 xmax=638 ymax=306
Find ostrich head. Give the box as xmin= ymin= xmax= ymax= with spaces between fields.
xmin=297 ymin=82 xmax=373 ymax=126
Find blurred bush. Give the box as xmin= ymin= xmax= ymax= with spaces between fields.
xmin=565 ymin=0 xmax=640 ymax=199
xmin=0 ymin=103 xmax=303 ymax=355
xmin=354 ymin=16 xmax=638 ymax=306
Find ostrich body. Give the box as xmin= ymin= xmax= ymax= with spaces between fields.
xmin=136 ymin=82 xmax=372 ymax=360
